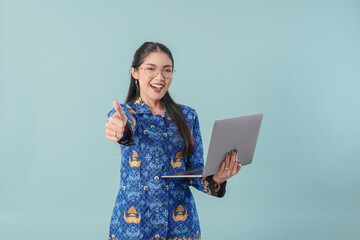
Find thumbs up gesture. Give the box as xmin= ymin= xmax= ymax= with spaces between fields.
xmin=105 ymin=99 xmax=129 ymax=142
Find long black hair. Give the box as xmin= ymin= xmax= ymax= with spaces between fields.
xmin=125 ymin=42 xmax=194 ymax=156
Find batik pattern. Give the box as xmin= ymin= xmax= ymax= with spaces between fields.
xmin=107 ymin=97 xmax=226 ymax=240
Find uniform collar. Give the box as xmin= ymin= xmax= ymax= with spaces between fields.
xmin=132 ymin=97 xmax=169 ymax=117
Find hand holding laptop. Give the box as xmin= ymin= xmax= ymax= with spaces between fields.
xmin=162 ymin=114 xmax=263 ymax=179
xmin=213 ymin=149 xmax=242 ymax=184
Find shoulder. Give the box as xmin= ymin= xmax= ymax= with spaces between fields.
xmin=177 ymin=104 xmax=198 ymax=121
xmin=121 ymin=102 xmax=136 ymax=112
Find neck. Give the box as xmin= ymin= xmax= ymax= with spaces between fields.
xmin=140 ymin=95 xmax=164 ymax=116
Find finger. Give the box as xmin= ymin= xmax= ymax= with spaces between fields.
xmin=231 ymin=151 xmax=239 ymax=175
xmin=106 ymin=128 xmax=124 ymax=142
xmin=231 ymin=165 xmax=238 ymax=175
xmin=224 ymin=154 xmax=232 ymax=177
xmin=108 ymin=116 xmax=126 ymax=129
xmin=112 ymin=99 xmax=121 ymax=115
xmin=106 ymin=136 xmax=119 ymax=142
xmin=217 ymin=161 xmax=225 ymax=176
xmin=229 ymin=149 xmax=236 ymax=171
xmin=236 ymin=163 xmax=242 ymax=174
xmin=106 ymin=129 xmax=123 ymax=139
xmin=236 ymin=152 xmax=241 ymax=165
xmin=105 ymin=132 xmax=120 ymax=142
xmin=106 ymin=122 xmax=125 ymax=134
xmin=224 ymin=152 xmax=230 ymax=170
xmin=113 ymin=99 xmax=126 ymax=120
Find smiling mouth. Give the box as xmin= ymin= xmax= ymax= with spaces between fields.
xmin=150 ymin=83 xmax=164 ymax=90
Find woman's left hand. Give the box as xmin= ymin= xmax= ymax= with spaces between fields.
xmin=213 ymin=149 xmax=241 ymax=184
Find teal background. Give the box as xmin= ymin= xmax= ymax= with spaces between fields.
xmin=1 ymin=0 xmax=359 ymax=239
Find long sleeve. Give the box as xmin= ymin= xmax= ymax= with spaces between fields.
xmin=186 ymin=109 xmax=227 ymax=198
xmin=107 ymin=105 xmax=136 ymax=146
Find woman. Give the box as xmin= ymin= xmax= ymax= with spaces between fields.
xmin=105 ymin=42 xmax=241 ymax=240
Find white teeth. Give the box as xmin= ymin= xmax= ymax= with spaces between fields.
xmin=151 ymin=84 xmax=163 ymax=89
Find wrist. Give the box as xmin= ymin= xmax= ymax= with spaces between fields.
xmin=213 ymin=175 xmax=224 ymax=184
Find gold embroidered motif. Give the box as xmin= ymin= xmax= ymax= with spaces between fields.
xmin=172 ymin=205 xmax=188 ymax=222
xmin=194 ymin=232 xmax=201 ymax=240
xmin=168 ymin=238 xmax=178 ymax=240
xmin=149 ymin=236 xmax=166 ymax=240
xmin=214 ymin=182 xmax=221 ymax=193
xmin=125 ymin=105 xmax=136 ymax=128
xmin=171 ymin=152 xmax=183 ymax=168
xmin=130 ymin=114 xmax=136 ymax=128
xmin=120 ymin=140 xmax=128 ymax=144
xmin=123 ymin=206 xmax=141 ymax=224
xmin=166 ymin=116 xmax=172 ymax=120
xmin=135 ymin=97 xmax=145 ymax=106
xmin=109 ymin=234 xmax=118 ymax=240
xmin=125 ymin=104 xmax=136 ymax=114
xmin=150 ymin=236 xmax=166 ymax=240
xmin=202 ymin=178 xmax=211 ymax=195
xmin=129 ymin=150 xmax=141 ymax=167
xmin=187 ymin=177 xmax=193 ymax=185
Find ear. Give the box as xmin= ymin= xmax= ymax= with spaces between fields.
xmin=131 ymin=67 xmax=139 ymax=80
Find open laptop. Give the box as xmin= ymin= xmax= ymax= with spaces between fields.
xmin=161 ymin=113 xmax=263 ymax=178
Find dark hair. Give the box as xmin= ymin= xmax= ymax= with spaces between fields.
xmin=125 ymin=42 xmax=194 ymax=156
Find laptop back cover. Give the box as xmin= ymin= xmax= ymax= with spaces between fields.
xmin=202 ymin=113 xmax=263 ymax=177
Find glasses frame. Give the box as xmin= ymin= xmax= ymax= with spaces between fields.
xmin=138 ymin=66 xmax=176 ymax=79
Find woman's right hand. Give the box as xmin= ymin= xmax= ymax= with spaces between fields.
xmin=105 ymin=99 xmax=129 ymax=142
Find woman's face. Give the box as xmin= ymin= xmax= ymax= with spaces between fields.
xmin=131 ymin=51 xmax=173 ymax=104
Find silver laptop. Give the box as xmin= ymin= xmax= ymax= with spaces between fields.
xmin=161 ymin=113 xmax=263 ymax=178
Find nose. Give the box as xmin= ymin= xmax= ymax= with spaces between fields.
xmin=154 ymin=70 xmax=165 ymax=81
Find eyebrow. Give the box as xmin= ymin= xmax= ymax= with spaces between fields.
xmin=144 ymin=63 xmax=172 ymax=68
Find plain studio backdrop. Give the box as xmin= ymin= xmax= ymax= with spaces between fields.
xmin=0 ymin=0 xmax=359 ymax=239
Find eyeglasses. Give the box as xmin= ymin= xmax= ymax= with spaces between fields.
xmin=138 ymin=66 xmax=175 ymax=79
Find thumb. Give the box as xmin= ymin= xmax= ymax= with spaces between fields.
xmin=112 ymin=99 xmax=126 ymax=120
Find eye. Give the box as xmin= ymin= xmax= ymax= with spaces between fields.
xmin=146 ymin=67 xmax=156 ymax=71
xmin=164 ymin=69 xmax=172 ymax=73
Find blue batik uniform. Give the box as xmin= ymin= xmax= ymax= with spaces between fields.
xmin=107 ymin=97 xmax=226 ymax=240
